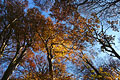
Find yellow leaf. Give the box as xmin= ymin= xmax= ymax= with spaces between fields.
xmin=80 ymin=29 xmax=84 ymax=32
xmin=91 ymin=70 xmax=94 ymax=73
xmin=99 ymin=67 xmax=103 ymax=72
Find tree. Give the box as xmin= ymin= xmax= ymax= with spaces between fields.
xmin=28 ymin=8 xmax=74 ymax=79
xmin=0 ymin=0 xmax=35 ymax=79
xmin=34 ymin=0 xmax=120 ymax=59
xmin=19 ymin=1 xmax=100 ymax=79
xmin=77 ymin=0 xmax=120 ymax=18
xmin=1 ymin=0 xmax=120 ymax=80
xmin=93 ymin=25 xmax=120 ymax=59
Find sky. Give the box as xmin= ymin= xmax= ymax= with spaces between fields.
xmin=27 ymin=0 xmax=51 ymax=17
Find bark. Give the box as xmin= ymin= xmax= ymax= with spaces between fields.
xmin=1 ymin=48 xmax=26 ymax=80
xmin=0 ymin=29 xmax=12 ymax=55
xmin=45 ymin=43 xmax=53 ymax=80
xmin=47 ymin=55 xmax=53 ymax=79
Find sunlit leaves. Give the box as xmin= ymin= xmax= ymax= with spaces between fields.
xmin=99 ymin=67 xmax=103 ymax=72
xmin=1 ymin=0 xmax=120 ymax=80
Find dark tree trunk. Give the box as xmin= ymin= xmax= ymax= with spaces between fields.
xmin=1 ymin=48 xmax=26 ymax=80
xmin=47 ymin=55 xmax=53 ymax=80
xmin=45 ymin=43 xmax=53 ymax=80
xmin=1 ymin=62 xmax=17 ymax=80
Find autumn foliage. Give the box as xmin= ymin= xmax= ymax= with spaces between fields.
xmin=0 ymin=0 xmax=120 ymax=80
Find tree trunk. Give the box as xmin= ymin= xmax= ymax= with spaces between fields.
xmin=1 ymin=62 xmax=17 ymax=80
xmin=47 ymin=55 xmax=53 ymax=80
xmin=1 ymin=48 xmax=26 ymax=80
xmin=45 ymin=43 xmax=53 ymax=80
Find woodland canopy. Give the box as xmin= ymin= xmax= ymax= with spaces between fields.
xmin=0 ymin=0 xmax=120 ymax=80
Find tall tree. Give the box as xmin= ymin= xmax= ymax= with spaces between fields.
xmin=1 ymin=0 xmax=120 ymax=79
xmin=0 ymin=0 xmax=36 ymax=79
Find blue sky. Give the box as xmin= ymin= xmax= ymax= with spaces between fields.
xmin=27 ymin=0 xmax=51 ymax=18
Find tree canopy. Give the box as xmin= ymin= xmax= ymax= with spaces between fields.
xmin=0 ymin=0 xmax=120 ymax=80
